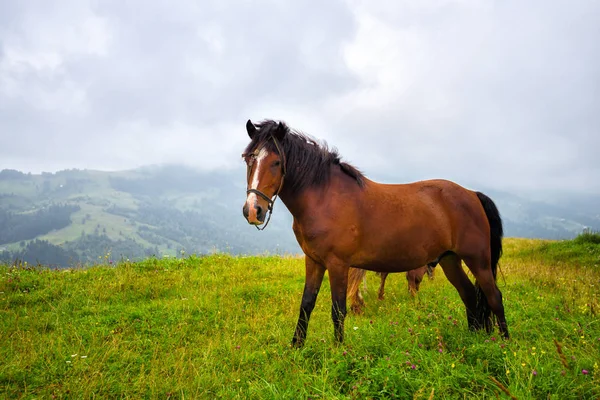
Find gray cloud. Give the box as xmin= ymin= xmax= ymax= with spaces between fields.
xmin=1 ymin=0 xmax=598 ymax=195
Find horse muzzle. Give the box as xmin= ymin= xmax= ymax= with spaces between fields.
xmin=242 ymin=200 xmax=266 ymax=225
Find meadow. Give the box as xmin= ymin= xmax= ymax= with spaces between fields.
xmin=1 ymin=236 xmax=599 ymax=399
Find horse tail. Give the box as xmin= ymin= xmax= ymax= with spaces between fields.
xmin=474 ymin=191 xmax=504 ymax=324
xmin=347 ymin=267 xmax=367 ymax=300
xmin=475 ymin=191 xmax=503 ymax=278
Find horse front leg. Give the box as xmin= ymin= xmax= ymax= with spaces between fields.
xmin=291 ymin=256 xmax=326 ymax=348
xmin=328 ymin=262 xmax=350 ymax=343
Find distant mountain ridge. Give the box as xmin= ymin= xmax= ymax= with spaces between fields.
xmin=0 ymin=166 xmax=597 ymax=267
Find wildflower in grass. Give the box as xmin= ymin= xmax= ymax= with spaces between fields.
xmin=411 ymin=364 xmax=416 ymax=370
xmin=582 ymin=369 xmax=589 ymax=375
xmin=532 ymin=370 xmax=537 ymax=376
xmin=235 ymin=345 xmax=240 ymax=350
xmin=80 ymin=356 xmax=87 ymax=359
xmin=343 ymin=351 xmax=347 ymax=356
xmin=71 ymin=354 xmax=77 ymax=358
xmin=353 ymin=326 xmax=358 ymax=330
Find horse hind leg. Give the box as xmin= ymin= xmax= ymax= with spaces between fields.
xmin=463 ymin=254 xmax=509 ymax=339
xmin=406 ymin=266 xmax=426 ymax=297
xmin=438 ymin=254 xmax=480 ymax=331
xmin=407 ymin=271 xmax=417 ymax=297
xmin=377 ymin=272 xmax=389 ymax=300
xmin=347 ymin=267 xmax=366 ymax=315
xmin=426 ymin=262 xmax=437 ymax=280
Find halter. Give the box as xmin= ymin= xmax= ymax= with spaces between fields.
xmin=244 ymin=135 xmax=286 ymax=230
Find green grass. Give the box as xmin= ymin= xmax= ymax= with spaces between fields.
xmin=511 ymin=232 xmax=600 ymax=268
xmin=1 ymin=238 xmax=599 ymax=399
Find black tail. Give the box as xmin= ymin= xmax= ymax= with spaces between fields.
xmin=474 ymin=191 xmax=504 ymax=328
xmin=476 ymin=191 xmax=503 ymax=278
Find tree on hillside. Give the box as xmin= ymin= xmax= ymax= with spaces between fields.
xmin=0 ymin=239 xmax=79 ymax=268
xmin=0 ymin=204 xmax=81 ymax=245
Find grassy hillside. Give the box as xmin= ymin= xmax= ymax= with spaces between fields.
xmin=0 ymin=167 xmax=300 ymax=266
xmin=1 ymin=237 xmax=599 ymax=399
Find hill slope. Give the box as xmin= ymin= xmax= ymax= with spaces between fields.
xmin=1 ymin=238 xmax=599 ymax=398
xmin=0 ymin=166 xmax=598 ymax=267
xmin=0 ymin=166 xmax=299 ymax=266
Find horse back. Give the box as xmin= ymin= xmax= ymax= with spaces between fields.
xmin=347 ymin=179 xmax=489 ymax=271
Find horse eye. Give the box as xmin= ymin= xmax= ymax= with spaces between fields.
xmin=273 ymin=160 xmax=281 ymax=167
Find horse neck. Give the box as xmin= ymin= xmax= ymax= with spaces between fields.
xmin=279 ymin=165 xmax=365 ymax=221
xmin=278 ymin=187 xmax=315 ymax=221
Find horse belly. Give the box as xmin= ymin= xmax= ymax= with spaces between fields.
xmin=350 ymin=221 xmax=446 ymax=273
xmin=351 ymin=245 xmax=430 ymax=273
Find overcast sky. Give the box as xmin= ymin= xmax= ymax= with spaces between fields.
xmin=1 ymin=0 xmax=598 ymax=196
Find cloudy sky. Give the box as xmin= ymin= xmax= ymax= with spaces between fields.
xmin=1 ymin=0 xmax=598 ymax=196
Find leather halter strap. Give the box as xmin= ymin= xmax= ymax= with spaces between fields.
xmin=245 ymin=135 xmax=286 ymax=230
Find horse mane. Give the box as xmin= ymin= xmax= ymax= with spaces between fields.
xmin=244 ymin=120 xmax=365 ymax=196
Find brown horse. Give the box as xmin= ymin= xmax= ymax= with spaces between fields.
xmin=347 ymin=263 xmax=436 ymax=313
xmin=242 ymin=119 xmax=508 ymax=347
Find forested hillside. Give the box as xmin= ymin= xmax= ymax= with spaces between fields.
xmin=0 ymin=166 xmax=298 ymax=267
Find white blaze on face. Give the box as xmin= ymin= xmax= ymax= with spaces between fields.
xmin=245 ymin=146 xmax=269 ymax=206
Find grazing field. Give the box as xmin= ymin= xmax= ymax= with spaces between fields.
xmin=1 ymin=237 xmax=599 ymax=399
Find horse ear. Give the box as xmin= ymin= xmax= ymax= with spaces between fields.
xmin=274 ymin=122 xmax=287 ymax=141
xmin=246 ymin=119 xmax=257 ymax=139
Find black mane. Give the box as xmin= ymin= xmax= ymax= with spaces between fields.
xmin=244 ymin=120 xmax=365 ymax=196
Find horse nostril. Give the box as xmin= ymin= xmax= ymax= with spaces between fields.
xmin=255 ymin=204 xmax=264 ymax=220
xmin=243 ymin=204 xmax=250 ymax=219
